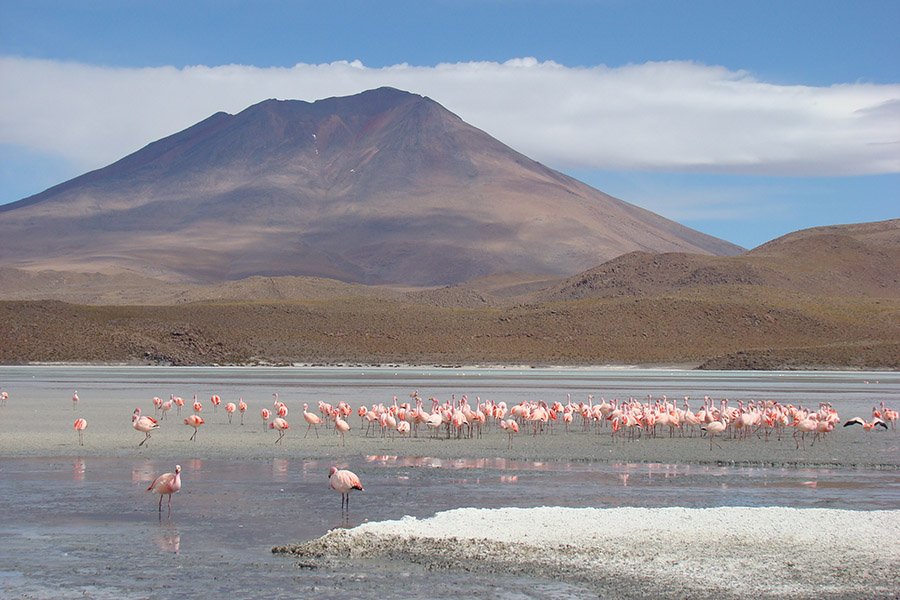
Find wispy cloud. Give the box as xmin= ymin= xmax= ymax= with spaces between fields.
xmin=2 ymin=56 xmax=898 ymax=176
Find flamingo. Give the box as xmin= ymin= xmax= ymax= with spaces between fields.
xmin=328 ymin=467 xmax=363 ymax=512
xmin=270 ymin=417 xmax=289 ymax=444
xmin=335 ymin=415 xmax=351 ymax=446
xmin=700 ymin=417 xmax=727 ymax=450
xmin=303 ymin=403 xmax=323 ymax=438
xmin=192 ymin=395 xmax=203 ymax=414
xmin=210 ymin=394 xmax=221 ymax=413
xmin=261 ymin=408 xmax=271 ymax=432
xmin=0 ymin=391 xmax=8 ymax=406
xmin=132 ymin=408 xmax=159 ymax=447
xmin=225 ymin=402 xmax=236 ymax=423
xmin=500 ymin=418 xmax=519 ymax=449
xmin=184 ymin=414 xmax=204 ymax=441
xmin=843 ymin=417 xmax=888 ymax=431
xmin=148 ymin=465 xmax=182 ymax=514
xmin=238 ymin=399 xmax=247 ymax=425
xmin=73 ymin=418 xmax=87 ymax=445
xmin=72 ymin=391 xmax=79 ymax=410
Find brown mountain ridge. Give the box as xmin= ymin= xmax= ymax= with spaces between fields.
xmin=0 ymin=219 xmax=897 ymax=370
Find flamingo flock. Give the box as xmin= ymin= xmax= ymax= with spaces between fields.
xmin=109 ymin=388 xmax=898 ymax=453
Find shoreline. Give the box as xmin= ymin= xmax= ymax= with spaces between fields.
xmin=4 ymin=360 xmax=896 ymax=373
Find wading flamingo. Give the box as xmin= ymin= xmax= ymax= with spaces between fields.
xmin=132 ymin=408 xmax=159 ymax=447
xmin=261 ymin=408 xmax=271 ymax=432
xmin=270 ymin=417 xmax=289 ymax=444
xmin=303 ymin=403 xmax=323 ymax=438
xmin=334 ymin=415 xmax=350 ymax=446
xmin=148 ymin=464 xmax=182 ymax=514
xmin=225 ymin=402 xmax=236 ymax=423
xmin=72 ymin=391 xmax=79 ymax=410
xmin=329 ymin=466 xmax=363 ymax=512
xmin=238 ymin=399 xmax=247 ymax=425
xmin=73 ymin=418 xmax=87 ymax=445
xmin=184 ymin=414 xmax=204 ymax=441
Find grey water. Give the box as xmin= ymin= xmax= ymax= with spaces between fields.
xmin=1 ymin=366 xmax=898 ymax=599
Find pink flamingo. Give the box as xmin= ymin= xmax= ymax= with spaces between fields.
xmin=329 ymin=467 xmax=363 ymax=512
xmin=184 ymin=414 xmax=204 ymax=441
xmin=72 ymin=391 xmax=79 ymax=410
xmin=261 ymin=408 xmax=271 ymax=432
xmin=132 ymin=408 xmax=159 ymax=447
xmin=148 ymin=465 xmax=182 ymax=514
xmin=700 ymin=416 xmax=727 ymax=450
xmin=270 ymin=417 xmax=289 ymax=444
xmin=225 ymin=402 xmax=236 ymax=423
xmin=500 ymin=418 xmax=519 ymax=449
xmin=210 ymin=394 xmax=221 ymax=413
xmin=173 ymin=395 xmax=184 ymax=415
xmin=73 ymin=418 xmax=87 ymax=445
xmin=238 ymin=399 xmax=247 ymax=425
xmin=192 ymin=395 xmax=203 ymax=414
xmin=303 ymin=403 xmax=323 ymax=438
xmin=334 ymin=415 xmax=350 ymax=446
xmin=160 ymin=398 xmax=173 ymax=420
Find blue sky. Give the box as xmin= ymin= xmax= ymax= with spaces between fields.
xmin=1 ymin=0 xmax=898 ymax=249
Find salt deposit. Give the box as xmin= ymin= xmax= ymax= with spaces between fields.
xmin=277 ymin=506 xmax=900 ymax=599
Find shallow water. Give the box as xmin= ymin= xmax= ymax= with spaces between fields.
xmin=1 ymin=366 xmax=898 ymax=598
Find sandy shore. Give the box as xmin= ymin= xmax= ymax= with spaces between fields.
xmin=275 ymin=506 xmax=900 ymax=599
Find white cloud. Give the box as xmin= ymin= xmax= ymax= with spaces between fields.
xmin=1 ymin=56 xmax=898 ymax=176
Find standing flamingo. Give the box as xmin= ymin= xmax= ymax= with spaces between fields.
xmin=261 ymin=408 xmax=271 ymax=432
xmin=238 ymin=399 xmax=247 ymax=425
xmin=700 ymin=417 xmax=727 ymax=450
xmin=184 ymin=414 xmax=204 ymax=441
xmin=270 ymin=417 xmax=289 ymax=444
xmin=225 ymin=402 xmax=236 ymax=424
xmin=334 ymin=415 xmax=350 ymax=446
xmin=72 ymin=391 xmax=79 ymax=410
xmin=132 ymin=408 xmax=159 ymax=447
xmin=500 ymin=418 xmax=519 ymax=449
xmin=329 ymin=466 xmax=363 ymax=512
xmin=148 ymin=465 xmax=182 ymax=514
xmin=73 ymin=418 xmax=87 ymax=445
xmin=210 ymin=394 xmax=221 ymax=413
xmin=303 ymin=403 xmax=323 ymax=438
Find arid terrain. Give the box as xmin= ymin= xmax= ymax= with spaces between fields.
xmin=2 ymin=219 xmax=897 ymax=370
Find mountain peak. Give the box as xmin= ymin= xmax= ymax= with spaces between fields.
xmin=0 ymin=88 xmax=742 ymax=285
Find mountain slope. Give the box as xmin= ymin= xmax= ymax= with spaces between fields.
xmin=0 ymin=87 xmax=742 ymax=285
xmin=538 ymin=219 xmax=900 ymax=302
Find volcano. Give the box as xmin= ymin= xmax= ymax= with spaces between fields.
xmin=0 ymin=87 xmax=742 ymax=285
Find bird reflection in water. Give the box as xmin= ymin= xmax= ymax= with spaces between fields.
xmin=272 ymin=458 xmax=289 ymax=483
xmin=132 ymin=461 xmax=156 ymax=484
xmin=154 ymin=523 xmax=181 ymax=554
xmin=72 ymin=458 xmax=86 ymax=482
